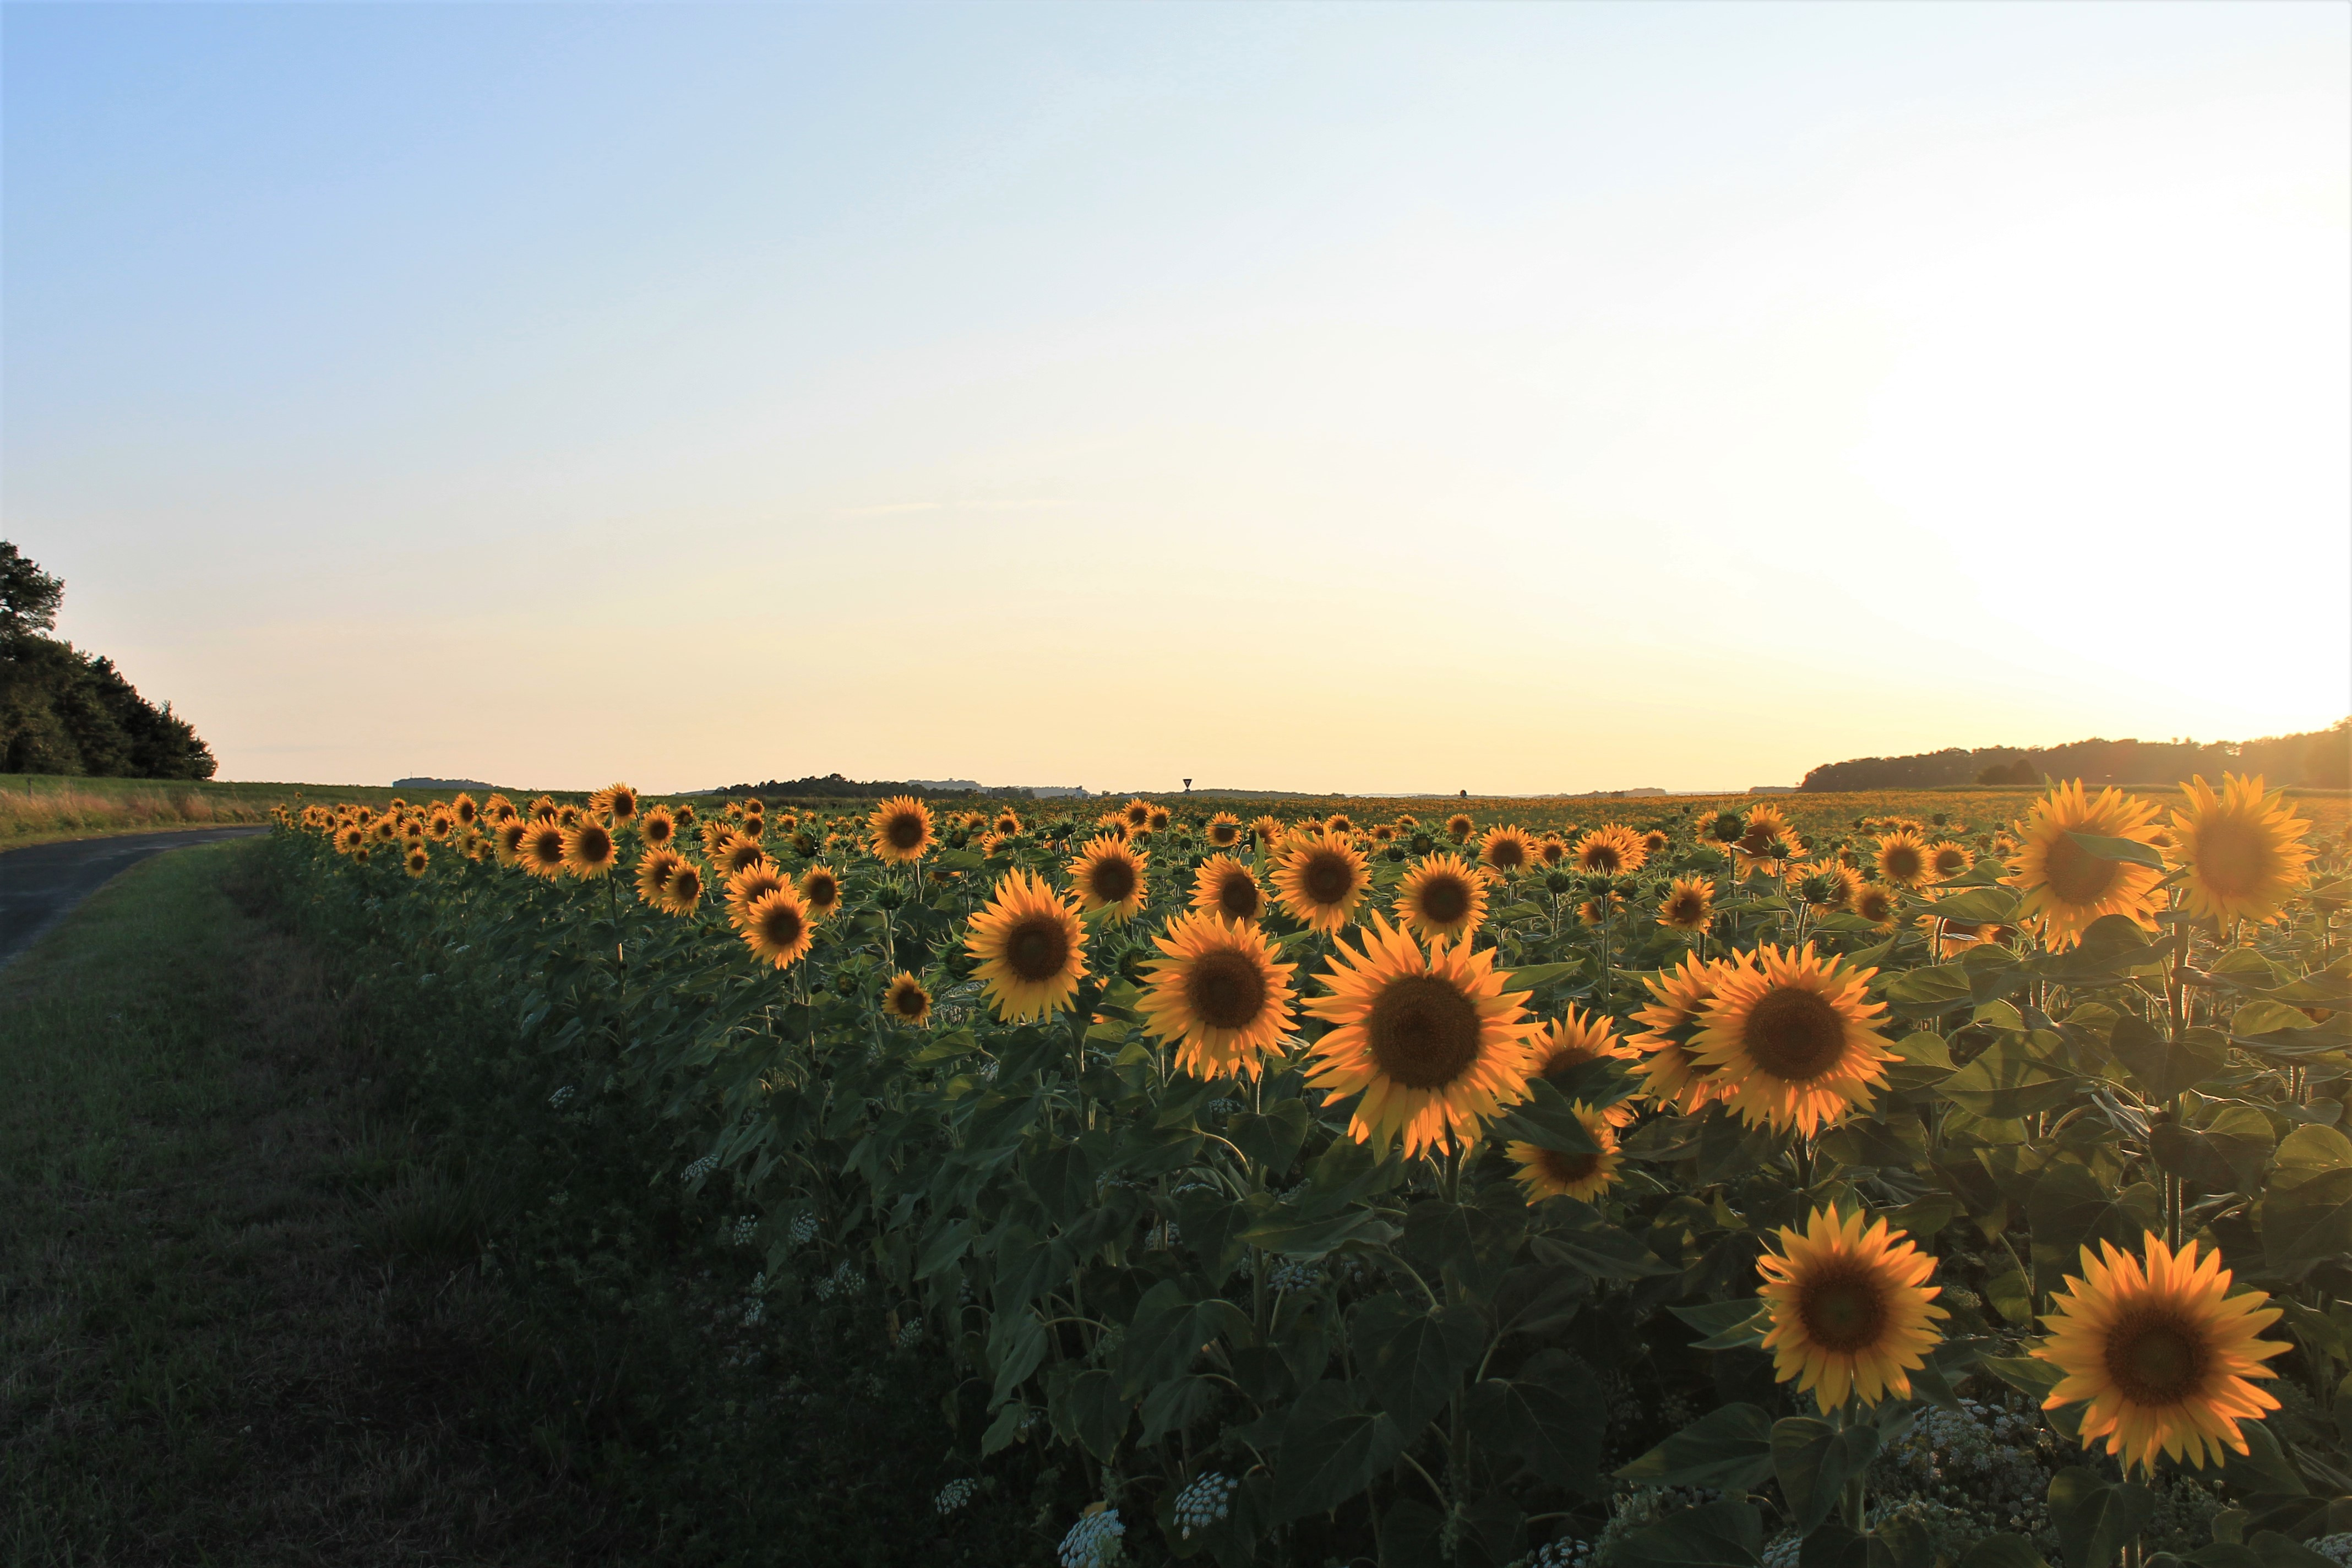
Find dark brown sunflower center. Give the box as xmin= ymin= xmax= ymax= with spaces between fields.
xmin=1932 ymin=847 xmax=1965 ymax=874
xmin=1489 ymin=840 xmax=1525 ymax=870
xmin=1796 ymin=1263 xmax=1888 ymax=1353
xmin=1882 ymin=845 xmax=1921 ymax=879
xmin=1856 ymin=889 xmax=1893 ymax=922
xmin=807 ymin=875 xmax=838 ymax=907
xmin=579 ymin=827 xmax=613 ymax=862
xmin=2104 ymin=1306 xmax=2209 ymax=1405
xmin=885 ymin=814 xmax=925 ymax=850
xmin=889 ymin=983 xmax=926 ymax=1017
xmin=1210 ymin=824 xmax=1238 ymax=845
xmin=533 ymin=831 xmax=563 ymax=859
xmin=1419 ymin=874 xmax=1472 ymax=925
xmin=1005 ymin=916 xmax=1071 ymax=982
xmin=1539 ymin=1044 xmax=1597 ymax=1080
xmin=1669 ymin=892 xmax=1705 ymax=923
xmin=2043 ymin=831 xmax=2120 ymax=905
xmin=1366 ymin=974 xmax=1483 ymax=1090
xmin=1583 ymin=845 xmax=1622 ymax=873
xmin=760 ymin=903 xmax=805 ymax=946
xmin=1185 ymin=948 xmax=1268 ymax=1031
xmin=1303 ymin=852 xmax=1355 ymax=906
xmin=2193 ymin=820 xmax=2266 ymax=899
xmin=1217 ymin=873 xmax=1261 ymax=921
xmin=1537 ymin=1146 xmax=1601 ymax=1185
xmin=1743 ymin=985 xmax=1849 ymax=1081
xmin=672 ymin=867 xmax=702 ymax=897
xmin=1088 ymin=856 xmax=1139 ymax=903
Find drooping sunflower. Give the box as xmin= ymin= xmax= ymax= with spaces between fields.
xmin=868 ymin=796 xmax=934 ymax=864
xmin=1926 ymin=841 xmax=1974 ymax=881
xmin=1273 ymin=831 xmax=1371 ymax=933
xmin=966 ymin=868 xmax=1088 ymax=1023
xmin=636 ymin=848 xmax=687 ymax=908
xmin=403 ymin=845 xmax=431 ymax=878
xmin=2003 ymin=781 xmax=2167 ymax=949
xmin=662 ymin=858 xmax=705 ymax=914
xmin=639 ymin=806 xmax=678 ymax=850
xmin=2034 ymin=1235 xmax=2288 ymax=1473
xmin=1506 ymin=1106 xmax=1623 ymax=1202
xmin=1691 ymin=944 xmax=1895 ymax=1135
xmin=1139 ymin=911 xmax=1299 ymax=1082
xmin=1480 ymin=824 xmax=1539 ymax=878
xmin=1757 ymin=1206 xmax=1947 ymax=1412
xmin=1191 ymin=854 xmax=1266 ymax=925
xmin=1204 ymin=812 xmax=1243 ymax=849
xmin=1302 ymin=914 xmax=1538 ymax=1156
xmin=725 ymin=859 xmax=789 ymax=919
xmin=518 ymin=821 xmax=570 ymax=879
xmin=883 ymin=972 xmax=934 ymax=1026
xmin=737 ymin=885 xmax=815 ymax=969
xmin=2168 ymin=775 xmax=2313 ymax=927
xmin=560 ymin=819 xmax=619 ymax=879
xmin=1874 ymin=830 xmax=1930 ymax=889
xmin=1445 ymin=813 xmax=1474 ymax=843
xmin=1395 ymin=853 xmax=1489 ymax=943
xmin=593 ymin=783 xmax=639 ymax=824
xmin=1069 ymin=835 xmax=1151 ymax=922
xmin=1575 ymin=824 xmax=1649 ymax=876
xmin=1657 ymin=875 xmax=1715 ymax=933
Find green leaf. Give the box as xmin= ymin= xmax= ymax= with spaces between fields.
xmin=2248 ymin=1534 xmax=2337 ymax=1568
xmin=2110 ymin=1015 xmax=2230 ymax=1103
xmin=2261 ymin=1123 xmax=2352 ymax=1281
xmin=1940 ymin=1039 xmax=2081 ymax=1118
xmin=1883 ymin=965 xmax=1975 ymax=1017
xmin=989 ymin=1306 xmax=1048 ymax=1407
xmin=1530 ymin=1219 xmax=1678 ymax=1280
xmin=1870 ymin=1515 xmax=1937 ymax=1568
xmin=1504 ymin=960 xmax=1588 ymax=990
xmin=1273 ymin=1379 xmax=1407 ymax=1521
xmin=1138 ymin=1373 xmax=1219 ymax=1446
xmin=1670 ymin=1299 xmax=1772 ymax=1350
xmin=1048 ymin=1365 xmax=1129 ymax=1461
xmin=1228 ymin=1098 xmax=1312 ymax=1170
xmin=1024 ymin=1139 xmax=1095 ymax=1226
xmin=1622 ymin=1500 xmax=1763 ymax=1568
xmin=1464 ymin=1350 xmax=1608 ymax=1493
xmin=1348 ymin=1294 xmax=1486 ymax=1438
xmin=1615 ymin=1402 xmax=1776 ymax=1490
xmin=1241 ymin=1202 xmax=1394 ymax=1260
xmin=2149 ymin=1104 xmax=2276 ymax=1195
xmin=2029 ymin=1163 xmax=2161 ymax=1302
xmin=2209 ymin=1418 xmax=2307 ymax=1497
xmin=2048 ymin=1467 xmax=2155 ymax=1568
xmin=1773 ymin=1415 xmax=1882 ymax=1536
xmin=2064 ymin=831 xmax=2168 ymax=872
xmin=1493 ymin=1077 xmax=1604 ymax=1155
xmin=981 ymin=1399 xmax=1033 ymax=1455
xmin=933 ymin=848 xmax=988 ymax=870
xmin=1929 ymin=885 xmax=2027 ymax=924
xmin=1174 ymin=1188 xmax=1250 ymax=1289
xmin=1958 ymin=1537 xmax=2048 ymax=1568
xmin=915 ymin=1216 xmax=973 ymax=1280
xmin=2233 ymin=1000 xmax=2320 ymax=1037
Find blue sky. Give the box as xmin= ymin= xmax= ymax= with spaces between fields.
xmin=8 ymin=2 xmax=2347 ymax=791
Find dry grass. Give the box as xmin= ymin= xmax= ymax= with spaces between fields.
xmin=0 ymin=783 xmax=274 ymax=850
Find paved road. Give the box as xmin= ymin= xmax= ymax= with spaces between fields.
xmin=0 ymin=826 xmax=270 ymax=970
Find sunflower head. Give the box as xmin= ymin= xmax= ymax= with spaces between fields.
xmin=1507 ymin=1107 xmax=1623 ymax=1202
xmin=1396 ymin=853 xmax=1489 ymax=942
xmin=1205 ymin=812 xmax=1242 ymax=848
xmin=1139 ymin=911 xmax=1298 ymax=1082
xmin=519 ymin=822 xmax=570 ymax=878
xmin=1480 ymin=825 xmax=1538 ymax=876
xmin=1575 ymin=824 xmax=1649 ymax=876
xmin=560 ymin=819 xmax=617 ymax=877
xmin=869 ymin=796 xmax=935 ymax=864
xmin=737 ymin=886 xmax=815 ymax=969
xmin=884 ymin=972 xmax=934 ymax=1026
xmin=799 ymin=864 xmax=844 ymax=917
xmin=639 ymin=807 xmax=677 ymax=848
xmin=1853 ymin=883 xmax=1898 ymax=928
xmin=1123 ymin=798 xmax=1152 ymax=830
xmin=1758 ymin=1206 xmax=1946 ymax=1412
xmin=2033 ymin=1235 xmax=2288 ymax=1474
xmin=1274 ymin=832 xmax=1371 ymax=933
xmin=1927 ymin=841 xmax=1973 ymax=880
xmin=451 ymin=793 xmax=478 ymax=826
xmin=1069 ymin=835 xmax=1151 ymax=922
xmin=2169 ymin=774 xmax=2313 ymax=926
xmin=716 ymin=834 xmax=767 ymax=879
xmin=594 ymin=783 xmax=640 ymax=823
xmin=1191 ymin=853 xmax=1266 ymax=925
xmin=1250 ymin=815 xmax=1284 ymax=851
xmin=1691 ymin=944 xmax=1894 ymax=1135
xmin=993 ymin=809 xmax=1024 ymax=837
xmin=725 ymin=859 xmax=788 ymax=917
xmin=404 ymin=845 xmax=430 ymax=878
xmin=2003 ymin=781 xmax=2167 ymax=949
xmin=1874 ymin=830 xmax=1930 ymax=888
xmin=1146 ymin=806 xmax=1172 ymax=834
xmin=1657 ymin=875 xmax=1716 ymax=933
xmin=636 ymin=848 xmax=686 ymax=907
xmin=965 ymin=868 xmax=1088 ymax=1023
xmin=1446 ymin=813 xmax=1474 ymax=843
xmin=1302 ymin=914 xmax=1538 ymax=1157
xmin=665 ymin=858 xmax=705 ymax=912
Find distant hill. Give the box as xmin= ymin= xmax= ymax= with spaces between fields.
xmin=393 ymin=777 xmax=496 ymax=792
xmin=1801 ymin=720 xmax=2350 ymax=792
xmin=0 ymin=542 xmax=216 ymax=780
xmin=706 ymin=772 xmax=1034 ymax=801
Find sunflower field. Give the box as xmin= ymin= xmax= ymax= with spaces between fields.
xmin=265 ymin=777 xmax=2352 ymax=1568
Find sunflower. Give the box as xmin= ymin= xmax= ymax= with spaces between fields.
xmin=1796 ymin=861 xmax=1863 ymax=915
xmin=1445 ymin=813 xmax=1474 ymax=843
xmin=485 ymin=797 xmax=517 ymax=825
xmin=1324 ymin=812 xmax=1354 ymax=836
xmin=494 ymin=820 xmax=530 ymax=865
xmin=404 ymin=845 xmax=430 ymax=877
xmin=2003 ymin=782 xmax=2167 ymax=949
xmin=1738 ymin=803 xmax=1793 ymax=857
xmin=556 ymin=804 xmax=582 ymax=830
xmin=725 ymin=859 xmax=789 ymax=920
xmin=561 ymin=820 xmax=619 ymax=879
xmin=1642 ymin=828 xmax=1670 ymax=858
xmin=1069 ymin=835 xmax=1151 ymax=922
xmin=1691 ymin=944 xmax=1895 ymax=1135
xmin=1480 ymin=825 xmax=1539 ymax=878
xmin=1757 ymin=1207 xmax=1946 ymax=1413
xmin=1874 ymin=830 xmax=1930 ymax=889
xmin=370 ymin=817 xmax=399 ymax=844
xmin=993 ymin=808 xmax=1024 ymax=837
xmin=2034 ymin=1235 xmax=2288 ymax=1473
xmin=1926 ymin=841 xmax=1974 ymax=880
xmin=799 ymin=864 xmax=845 ymax=919
xmin=1191 ymin=854 xmax=1266 ymax=925
xmin=451 ymin=793 xmax=479 ymax=827
xmin=1370 ymin=823 xmax=1397 ymax=846
xmin=425 ymin=810 xmax=455 ymax=842
xmin=663 ymin=858 xmax=705 ymax=914
xmin=737 ymin=886 xmax=815 ymax=969
xmin=1302 ymin=914 xmax=1538 ymax=1156
xmin=869 ymin=796 xmax=935 ymax=864
xmin=1507 ymin=1107 xmax=1623 ymax=1202
xmin=518 ymin=821 xmax=570 ymax=879
xmin=883 ymin=972 xmax=933 ymax=1026
xmin=2168 ymin=775 xmax=2313 ymax=927
xmin=966 ymin=868 xmax=1088 ymax=1023
xmin=1250 ymin=815 xmax=1285 ymax=851
xmin=1852 ymin=883 xmax=1898 ymax=929
xmin=639 ymin=806 xmax=677 ymax=849
xmin=1123 ymin=798 xmax=1152 ymax=830
xmin=1657 ymin=876 xmax=1715 ymax=933
xmin=1396 ymin=853 xmax=1489 ymax=943
xmin=1146 ymin=805 xmax=1172 ymax=834
xmin=1274 ymin=832 xmax=1371 ymax=933
xmin=714 ymin=834 xmax=768 ymax=881
xmin=636 ymin=848 xmax=686 ymax=908
xmin=593 ymin=782 xmax=640 ymax=824
xmin=1575 ymin=824 xmax=1649 ymax=876
xmin=1205 ymin=812 xmax=1242 ymax=849
xmin=335 ymin=824 xmax=367 ymax=855
xmin=1139 ymin=911 xmax=1299 ymax=1081
xmin=1529 ymin=1007 xmax=1638 ymax=1125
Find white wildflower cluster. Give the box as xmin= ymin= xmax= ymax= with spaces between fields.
xmin=933 ymin=1477 xmax=977 ymax=1516
xmin=547 ymin=1085 xmax=575 ymax=1110
xmin=1530 ymin=1538 xmax=1596 ymax=1568
xmin=1057 ymin=1507 xmax=1125 ymax=1568
xmin=1172 ymin=1471 xmax=1239 ymax=1539
xmin=1144 ymin=1220 xmax=1182 ymax=1252
xmin=731 ymin=1215 xmax=758 ymax=1247
xmin=2310 ymin=1534 xmax=2352 ymax=1567
xmin=681 ymin=1153 xmax=719 ymax=1183
xmin=896 ymin=1317 xmax=924 ymax=1349
xmin=1266 ymin=1257 xmax=1324 ymax=1293
xmin=1759 ymin=1533 xmax=1802 ymax=1568
xmin=974 ymin=1059 xmax=999 ymax=1082
xmin=742 ymin=1298 xmax=765 ymax=1327
xmin=1206 ymin=1098 xmax=1244 ymax=1118
xmin=1869 ymin=1393 xmax=2057 ymax=1553
xmin=813 ymin=1258 xmax=863 ymax=1301
xmin=788 ymin=1212 xmax=820 ymax=1248
xmin=1587 ymin=1487 xmax=1718 ymax=1568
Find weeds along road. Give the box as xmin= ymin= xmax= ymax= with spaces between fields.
xmin=0 ymin=826 xmax=269 ymax=968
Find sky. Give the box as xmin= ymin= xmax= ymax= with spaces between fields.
xmin=6 ymin=2 xmax=2348 ymax=795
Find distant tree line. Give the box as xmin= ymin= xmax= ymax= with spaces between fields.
xmin=0 ymin=542 xmax=217 ymax=780
xmin=710 ymin=772 xmax=1032 ymax=801
xmin=1801 ymin=720 xmax=2350 ymax=792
